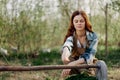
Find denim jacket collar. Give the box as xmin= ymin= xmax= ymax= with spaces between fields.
xmin=86 ymin=30 xmax=95 ymax=41
xmin=73 ymin=30 xmax=97 ymax=41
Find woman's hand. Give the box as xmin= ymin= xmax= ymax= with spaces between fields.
xmin=61 ymin=68 xmax=71 ymax=77
xmin=61 ymin=62 xmax=76 ymax=77
xmin=61 ymin=58 xmax=85 ymax=77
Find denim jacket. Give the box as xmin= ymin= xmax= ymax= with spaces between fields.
xmin=62 ymin=31 xmax=98 ymax=63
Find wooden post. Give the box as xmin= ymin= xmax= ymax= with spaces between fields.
xmin=0 ymin=65 xmax=100 ymax=71
xmin=105 ymin=3 xmax=108 ymax=55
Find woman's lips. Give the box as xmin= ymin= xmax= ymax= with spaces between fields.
xmin=77 ymin=26 xmax=82 ymax=28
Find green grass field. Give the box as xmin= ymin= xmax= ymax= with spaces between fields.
xmin=0 ymin=46 xmax=120 ymax=80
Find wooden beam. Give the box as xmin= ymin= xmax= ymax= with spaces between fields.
xmin=0 ymin=64 xmax=100 ymax=71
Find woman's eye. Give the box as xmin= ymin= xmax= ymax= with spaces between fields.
xmin=80 ymin=20 xmax=85 ymax=22
xmin=74 ymin=20 xmax=78 ymax=23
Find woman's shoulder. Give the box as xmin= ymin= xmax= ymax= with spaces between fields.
xmin=86 ymin=31 xmax=98 ymax=40
xmin=66 ymin=36 xmax=73 ymax=42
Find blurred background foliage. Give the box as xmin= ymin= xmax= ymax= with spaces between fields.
xmin=0 ymin=0 xmax=119 ymax=57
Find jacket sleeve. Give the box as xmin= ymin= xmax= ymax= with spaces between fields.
xmin=61 ymin=36 xmax=73 ymax=53
xmin=80 ymin=33 xmax=98 ymax=63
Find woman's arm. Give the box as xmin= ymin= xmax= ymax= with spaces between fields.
xmin=61 ymin=47 xmax=71 ymax=64
xmin=61 ymin=36 xmax=73 ymax=64
xmin=81 ymin=33 xmax=98 ymax=63
xmin=61 ymin=55 xmax=85 ymax=77
xmin=67 ymin=58 xmax=85 ymax=66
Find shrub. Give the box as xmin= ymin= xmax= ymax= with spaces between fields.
xmin=65 ymin=73 xmax=97 ymax=80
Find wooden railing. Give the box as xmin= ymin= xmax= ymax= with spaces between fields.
xmin=0 ymin=60 xmax=108 ymax=80
xmin=0 ymin=64 xmax=100 ymax=71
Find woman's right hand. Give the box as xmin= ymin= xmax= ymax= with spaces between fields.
xmin=61 ymin=69 xmax=71 ymax=77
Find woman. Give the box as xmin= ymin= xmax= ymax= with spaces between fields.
xmin=61 ymin=10 xmax=98 ymax=77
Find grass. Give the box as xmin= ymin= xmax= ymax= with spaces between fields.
xmin=0 ymin=49 xmax=62 ymax=66
xmin=96 ymin=45 xmax=120 ymax=67
xmin=0 ymin=46 xmax=120 ymax=80
xmin=31 ymin=50 xmax=62 ymax=65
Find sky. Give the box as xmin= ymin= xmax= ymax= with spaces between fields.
xmin=5 ymin=0 xmax=114 ymax=18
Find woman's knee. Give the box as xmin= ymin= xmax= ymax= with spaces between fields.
xmin=62 ymin=58 xmax=70 ymax=64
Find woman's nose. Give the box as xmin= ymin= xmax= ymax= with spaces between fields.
xmin=77 ymin=21 xmax=82 ymax=24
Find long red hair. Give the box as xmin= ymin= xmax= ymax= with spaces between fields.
xmin=64 ymin=10 xmax=93 ymax=43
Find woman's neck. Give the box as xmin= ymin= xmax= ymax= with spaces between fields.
xmin=76 ymin=30 xmax=86 ymax=37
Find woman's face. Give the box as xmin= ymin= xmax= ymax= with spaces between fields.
xmin=73 ymin=14 xmax=85 ymax=31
